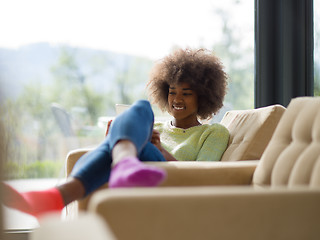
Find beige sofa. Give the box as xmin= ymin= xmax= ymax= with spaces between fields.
xmin=64 ymin=97 xmax=320 ymax=240
xmin=66 ymin=103 xmax=285 ymax=212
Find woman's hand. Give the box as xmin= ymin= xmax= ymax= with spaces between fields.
xmin=105 ymin=120 xmax=112 ymax=137
xmin=151 ymin=129 xmax=177 ymax=161
xmin=151 ymin=129 xmax=161 ymax=150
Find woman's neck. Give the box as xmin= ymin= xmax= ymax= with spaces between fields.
xmin=171 ymin=118 xmax=201 ymax=129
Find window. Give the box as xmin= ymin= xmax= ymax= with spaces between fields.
xmin=0 ymin=0 xmax=254 ymax=179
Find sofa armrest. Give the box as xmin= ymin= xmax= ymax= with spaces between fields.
xmin=88 ymin=186 xmax=320 ymax=240
xmin=147 ymin=161 xmax=258 ymax=186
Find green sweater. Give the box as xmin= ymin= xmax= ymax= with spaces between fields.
xmin=154 ymin=121 xmax=229 ymax=161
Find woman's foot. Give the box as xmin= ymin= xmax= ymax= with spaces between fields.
xmin=1 ymin=182 xmax=65 ymax=218
xmin=108 ymin=157 xmax=167 ymax=188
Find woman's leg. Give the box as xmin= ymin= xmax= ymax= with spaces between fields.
xmin=107 ymin=100 xmax=155 ymax=155
xmin=69 ymin=141 xmax=112 ymax=196
xmin=2 ymin=182 xmax=65 ymax=218
xmin=70 ymin=100 xmax=165 ymax=192
xmin=2 ymin=140 xmax=113 ymax=218
xmin=106 ymin=100 xmax=166 ymax=187
xmin=2 ymin=100 xmax=166 ymax=217
xmin=108 ymin=140 xmax=166 ymax=188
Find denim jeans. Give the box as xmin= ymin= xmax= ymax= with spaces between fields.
xmin=70 ymin=100 xmax=166 ymax=196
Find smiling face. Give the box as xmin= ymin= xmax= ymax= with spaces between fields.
xmin=167 ymin=82 xmax=200 ymax=128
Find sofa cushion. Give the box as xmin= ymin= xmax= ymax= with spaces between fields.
xmin=253 ymin=97 xmax=320 ymax=188
xmin=220 ymin=104 xmax=285 ymax=161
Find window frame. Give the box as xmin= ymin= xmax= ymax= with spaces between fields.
xmin=254 ymin=0 xmax=314 ymax=108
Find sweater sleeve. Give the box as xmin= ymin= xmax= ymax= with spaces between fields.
xmin=196 ymin=124 xmax=229 ymax=161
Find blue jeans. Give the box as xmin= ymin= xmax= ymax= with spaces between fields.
xmin=70 ymin=100 xmax=166 ymax=196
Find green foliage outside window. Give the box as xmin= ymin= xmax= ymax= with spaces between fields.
xmin=1 ymin=1 xmax=255 ymax=179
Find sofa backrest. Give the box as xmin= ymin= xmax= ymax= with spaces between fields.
xmin=253 ymin=97 xmax=320 ymax=188
xmin=220 ymin=104 xmax=286 ymax=161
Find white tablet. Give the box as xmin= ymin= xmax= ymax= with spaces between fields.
xmin=115 ymin=104 xmax=130 ymax=115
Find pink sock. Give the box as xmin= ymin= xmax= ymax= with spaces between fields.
xmin=1 ymin=182 xmax=65 ymax=218
xmin=108 ymin=157 xmax=167 ymax=188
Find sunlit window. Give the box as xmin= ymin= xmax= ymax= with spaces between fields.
xmin=0 ymin=0 xmax=254 ymax=179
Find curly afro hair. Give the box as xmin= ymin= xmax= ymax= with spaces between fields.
xmin=147 ymin=48 xmax=228 ymax=120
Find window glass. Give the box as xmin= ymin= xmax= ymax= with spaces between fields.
xmin=0 ymin=0 xmax=254 ymax=179
xmin=315 ymin=0 xmax=320 ymax=96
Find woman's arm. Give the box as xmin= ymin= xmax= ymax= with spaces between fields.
xmin=151 ymin=130 xmax=177 ymax=161
xmin=196 ymin=124 xmax=229 ymax=161
xmin=158 ymin=146 xmax=177 ymax=161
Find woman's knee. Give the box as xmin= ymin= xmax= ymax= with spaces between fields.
xmin=132 ymin=100 xmax=153 ymax=117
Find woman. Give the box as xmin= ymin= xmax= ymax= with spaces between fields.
xmin=2 ymin=48 xmax=229 ymax=218
xmin=149 ymin=48 xmax=229 ymax=162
